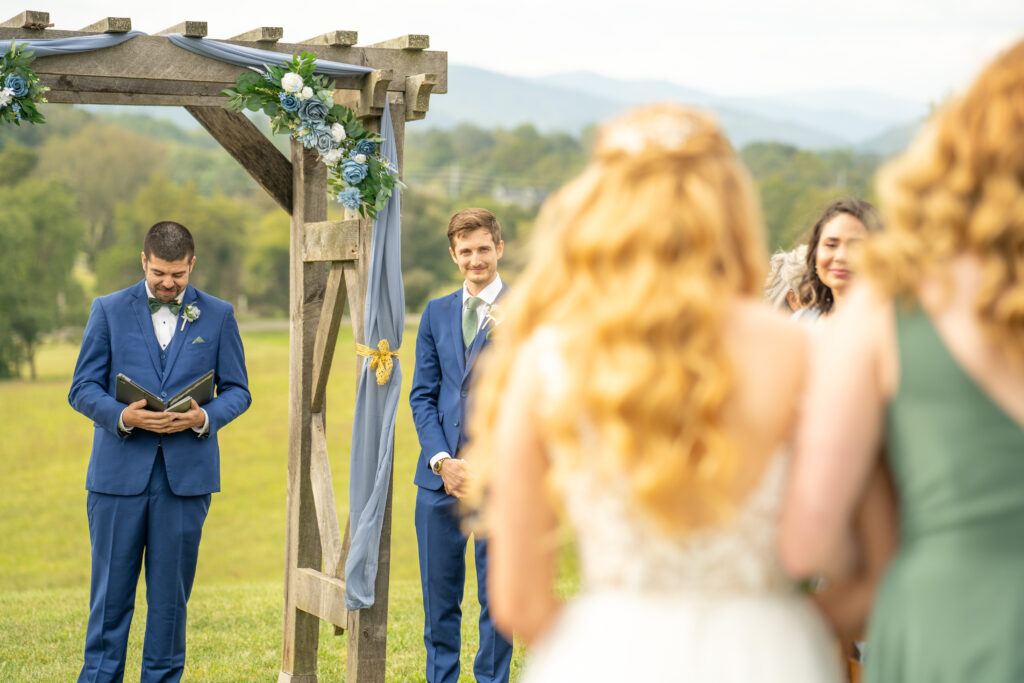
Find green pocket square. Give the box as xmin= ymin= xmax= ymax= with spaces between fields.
xmin=191 ymin=336 xmax=206 ymax=344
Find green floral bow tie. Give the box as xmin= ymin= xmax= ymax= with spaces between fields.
xmin=148 ymin=297 xmax=182 ymax=315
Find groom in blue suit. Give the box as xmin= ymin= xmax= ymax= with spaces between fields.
xmin=69 ymin=221 xmax=251 ymax=682
xmin=410 ymin=208 xmax=513 ymax=683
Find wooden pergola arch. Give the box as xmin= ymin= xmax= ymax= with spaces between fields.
xmin=0 ymin=10 xmax=447 ymax=682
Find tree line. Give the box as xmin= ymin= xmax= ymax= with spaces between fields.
xmin=0 ymin=107 xmax=884 ymax=379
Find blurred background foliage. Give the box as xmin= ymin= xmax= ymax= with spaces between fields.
xmin=0 ymin=106 xmax=883 ymax=378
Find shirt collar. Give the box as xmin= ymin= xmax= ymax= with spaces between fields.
xmin=462 ymin=274 xmax=502 ymax=307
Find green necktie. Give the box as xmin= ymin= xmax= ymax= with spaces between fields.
xmin=148 ymin=297 xmax=182 ymax=315
xmin=463 ymin=296 xmax=482 ymax=346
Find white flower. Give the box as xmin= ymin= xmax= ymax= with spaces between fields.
xmin=331 ymin=122 xmax=347 ymax=143
xmin=299 ymin=86 xmax=314 ymax=100
xmin=321 ymin=148 xmax=344 ymax=165
xmin=180 ymin=303 xmax=201 ymax=331
xmin=353 ymin=153 xmax=367 ymax=164
xmin=280 ymin=72 xmax=304 ymax=94
xmin=0 ymin=88 xmax=13 ymax=107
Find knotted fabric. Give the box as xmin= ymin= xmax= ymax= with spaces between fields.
xmin=463 ymin=296 xmax=483 ymax=346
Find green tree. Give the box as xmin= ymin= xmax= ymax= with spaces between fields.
xmin=95 ymin=176 xmax=253 ymax=307
xmin=0 ymin=179 xmax=84 ymax=378
xmin=35 ymin=122 xmax=167 ymax=265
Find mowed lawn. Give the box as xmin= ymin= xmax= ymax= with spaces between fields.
xmin=0 ymin=324 xmax=534 ymax=681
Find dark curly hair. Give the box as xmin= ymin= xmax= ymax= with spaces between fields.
xmin=799 ymin=198 xmax=883 ymax=314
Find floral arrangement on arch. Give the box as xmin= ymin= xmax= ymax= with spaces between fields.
xmin=0 ymin=42 xmax=48 ymax=125
xmin=222 ymin=52 xmax=399 ymax=218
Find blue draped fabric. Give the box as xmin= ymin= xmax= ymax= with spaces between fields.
xmin=0 ymin=31 xmax=371 ymax=78
xmin=0 ymin=31 xmax=145 ymax=57
xmin=345 ymin=104 xmax=404 ymax=610
xmin=165 ymin=35 xmax=373 ymax=76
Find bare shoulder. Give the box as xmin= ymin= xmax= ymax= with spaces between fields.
xmin=722 ymin=299 xmax=810 ymax=451
xmin=726 ymin=299 xmax=809 ymax=373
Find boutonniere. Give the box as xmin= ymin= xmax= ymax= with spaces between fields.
xmin=484 ymin=303 xmax=504 ymax=339
xmin=180 ymin=303 xmax=200 ymax=331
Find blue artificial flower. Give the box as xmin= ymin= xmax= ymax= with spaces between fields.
xmin=353 ymin=138 xmax=377 ymax=156
xmin=298 ymin=98 xmax=329 ymax=126
xmin=314 ymin=130 xmax=334 ymax=156
xmin=278 ymin=92 xmax=300 ymax=112
xmin=4 ymin=74 xmax=28 ymax=98
xmin=337 ymin=186 xmax=363 ymax=210
xmin=340 ymin=158 xmax=369 ymax=185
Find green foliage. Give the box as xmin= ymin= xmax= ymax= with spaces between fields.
xmin=0 ymin=142 xmax=37 ymax=185
xmin=0 ymin=179 xmax=84 ymax=377
xmin=0 ymin=43 xmax=48 ymax=125
xmin=741 ymin=142 xmax=882 ymax=249
xmin=223 ymin=53 xmax=397 ymax=219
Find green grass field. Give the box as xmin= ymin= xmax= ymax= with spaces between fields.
xmin=0 ymin=325 xmax=535 ymax=681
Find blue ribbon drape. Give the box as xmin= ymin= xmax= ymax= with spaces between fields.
xmin=0 ymin=31 xmax=372 ymax=77
xmin=345 ymin=103 xmax=405 ymax=610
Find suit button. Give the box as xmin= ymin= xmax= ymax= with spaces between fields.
xmin=161 ymin=392 xmax=167 ymax=397
xmin=461 ymin=390 xmax=467 ymax=398
xmin=453 ymin=420 xmax=460 ymax=427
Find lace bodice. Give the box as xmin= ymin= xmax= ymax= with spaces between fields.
xmin=524 ymin=327 xmax=795 ymax=597
xmin=559 ymin=452 xmax=794 ymax=596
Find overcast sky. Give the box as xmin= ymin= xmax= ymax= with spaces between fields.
xmin=17 ymin=1 xmax=1024 ymax=104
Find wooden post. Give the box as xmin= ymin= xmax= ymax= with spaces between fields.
xmin=279 ymin=140 xmax=329 ymax=683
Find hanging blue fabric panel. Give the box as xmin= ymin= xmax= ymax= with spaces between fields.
xmin=345 ymin=103 xmax=404 ymax=610
xmin=165 ymin=35 xmax=373 ymax=76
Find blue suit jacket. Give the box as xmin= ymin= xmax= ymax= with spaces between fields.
xmin=410 ymin=285 xmax=507 ymax=490
xmin=68 ymin=281 xmax=251 ymax=496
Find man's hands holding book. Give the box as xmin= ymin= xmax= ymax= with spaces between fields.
xmin=122 ymin=398 xmax=206 ymax=433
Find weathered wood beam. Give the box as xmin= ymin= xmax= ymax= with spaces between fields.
xmin=81 ymin=17 xmax=130 ymax=33
xmin=230 ymin=26 xmax=283 ymax=43
xmin=40 ymin=74 xmax=225 ymax=97
xmin=1 ymin=11 xmax=50 ymax=29
xmin=185 ymin=105 xmax=293 ymax=213
xmin=280 ymin=139 xmax=329 ymax=682
xmin=45 ymin=91 xmax=225 ymax=107
xmin=405 ymin=73 xmax=437 ymax=121
xmin=310 ymin=413 xmax=344 ymax=577
xmin=0 ymin=30 xmax=449 ymax=94
xmin=310 ymin=263 xmax=349 ymax=413
xmin=299 ymin=30 xmax=357 ymax=47
xmin=157 ymin=21 xmax=207 ymax=38
xmin=294 ymin=568 xmax=349 ymax=629
xmin=303 ymin=220 xmax=361 ymax=262
xmin=367 ymin=34 xmax=429 ymax=51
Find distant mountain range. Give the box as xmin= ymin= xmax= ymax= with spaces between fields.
xmin=422 ymin=65 xmax=929 ymax=154
xmin=86 ymin=64 xmax=928 ymax=154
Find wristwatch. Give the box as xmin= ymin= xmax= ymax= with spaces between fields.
xmin=432 ymin=456 xmax=449 ymax=474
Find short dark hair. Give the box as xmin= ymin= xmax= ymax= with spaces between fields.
xmin=144 ymin=221 xmax=195 ymax=262
xmin=800 ymin=198 xmax=883 ymax=314
xmin=447 ymin=208 xmax=501 ymax=248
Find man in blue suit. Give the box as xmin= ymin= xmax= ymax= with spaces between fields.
xmin=410 ymin=208 xmax=513 ymax=683
xmin=69 ymin=221 xmax=251 ymax=682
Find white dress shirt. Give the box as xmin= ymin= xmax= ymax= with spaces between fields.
xmin=429 ymin=274 xmax=503 ymax=475
xmin=119 ymin=283 xmax=208 ymax=435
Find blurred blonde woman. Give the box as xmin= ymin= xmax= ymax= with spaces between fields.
xmin=782 ymin=38 xmax=1024 ymax=682
xmin=464 ymin=104 xmax=842 ymax=682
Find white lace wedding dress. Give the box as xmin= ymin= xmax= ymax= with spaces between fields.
xmin=519 ymin=334 xmax=843 ymax=682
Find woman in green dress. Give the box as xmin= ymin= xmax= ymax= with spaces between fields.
xmin=781 ymin=37 xmax=1024 ymax=682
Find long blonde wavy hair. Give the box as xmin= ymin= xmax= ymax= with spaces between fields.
xmin=862 ymin=38 xmax=1024 ymax=363
xmin=465 ymin=104 xmax=767 ymax=532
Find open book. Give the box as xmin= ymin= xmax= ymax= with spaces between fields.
xmin=115 ymin=369 xmax=214 ymax=413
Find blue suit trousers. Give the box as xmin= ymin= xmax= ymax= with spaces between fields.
xmin=79 ymin=452 xmax=210 ymax=683
xmin=415 ymin=486 xmax=513 ymax=683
